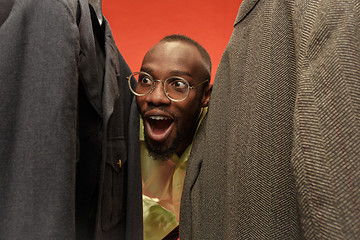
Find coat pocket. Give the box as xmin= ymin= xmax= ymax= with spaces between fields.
xmin=101 ymin=137 xmax=127 ymax=231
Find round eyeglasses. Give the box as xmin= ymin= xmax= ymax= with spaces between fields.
xmin=127 ymin=71 xmax=209 ymax=102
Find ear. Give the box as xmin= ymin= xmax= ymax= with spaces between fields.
xmin=201 ymin=83 xmax=213 ymax=107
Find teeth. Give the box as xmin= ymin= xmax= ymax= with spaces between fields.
xmin=149 ymin=116 xmax=171 ymax=120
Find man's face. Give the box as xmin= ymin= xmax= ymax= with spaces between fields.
xmin=136 ymin=41 xmax=211 ymax=159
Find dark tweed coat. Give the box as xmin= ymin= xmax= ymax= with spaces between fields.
xmin=180 ymin=0 xmax=360 ymax=239
xmin=0 ymin=0 xmax=142 ymax=239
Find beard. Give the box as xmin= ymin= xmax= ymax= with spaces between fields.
xmin=144 ymin=127 xmax=185 ymax=161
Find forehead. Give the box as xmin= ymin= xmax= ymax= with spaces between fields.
xmin=141 ymin=41 xmax=206 ymax=80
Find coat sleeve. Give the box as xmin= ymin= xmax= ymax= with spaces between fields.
xmin=0 ymin=0 xmax=80 ymax=238
xmin=291 ymin=0 xmax=360 ymax=238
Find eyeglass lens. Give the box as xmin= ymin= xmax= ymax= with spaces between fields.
xmin=130 ymin=72 xmax=190 ymax=101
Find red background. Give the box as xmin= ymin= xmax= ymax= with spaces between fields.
xmin=103 ymin=0 xmax=242 ymax=81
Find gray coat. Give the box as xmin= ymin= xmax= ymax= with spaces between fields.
xmin=180 ymin=0 xmax=360 ymax=239
xmin=0 ymin=0 xmax=142 ymax=239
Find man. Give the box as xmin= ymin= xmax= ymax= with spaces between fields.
xmin=0 ymin=0 xmax=142 ymax=239
xmin=180 ymin=0 xmax=360 ymax=239
xmin=128 ymin=35 xmax=212 ymax=240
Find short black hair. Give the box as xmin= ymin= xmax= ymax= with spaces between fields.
xmin=160 ymin=34 xmax=212 ymax=76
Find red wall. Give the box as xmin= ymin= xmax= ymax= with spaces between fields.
xmin=103 ymin=0 xmax=242 ymax=81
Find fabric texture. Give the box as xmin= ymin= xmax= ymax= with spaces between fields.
xmin=0 ymin=0 xmax=15 ymax=27
xmin=180 ymin=0 xmax=360 ymax=239
xmin=142 ymin=108 xmax=207 ymax=240
xmin=0 ymin=0 xmax=142 ymax=239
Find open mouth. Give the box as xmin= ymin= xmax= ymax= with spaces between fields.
xmin=144 ymin=115 xmax=174 ymax=143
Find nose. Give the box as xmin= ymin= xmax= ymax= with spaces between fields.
xmin=145 ymin=80 xmax=171 ymax=106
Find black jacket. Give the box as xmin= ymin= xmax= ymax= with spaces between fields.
xmin=0 ymin=0 xmax=142 ymax=239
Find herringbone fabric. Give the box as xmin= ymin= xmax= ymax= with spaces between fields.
xmin=180 ymin=0 xmax=360 ymax=239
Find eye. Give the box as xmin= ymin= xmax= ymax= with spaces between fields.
xmin=139 ymin=75 xmax=153 ymax=86
xmin=168 ymin=78 xmax=188 ymax=91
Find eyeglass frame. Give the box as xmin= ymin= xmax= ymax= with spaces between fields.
xmin=127 ymin=71 xmax=209 ymax=102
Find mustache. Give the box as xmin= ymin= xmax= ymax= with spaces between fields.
xmin=143 ymin=105 xmax=175 ymax=118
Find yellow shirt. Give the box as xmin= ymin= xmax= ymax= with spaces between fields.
xmin=141 ymin=108 xmax=207 ymax=240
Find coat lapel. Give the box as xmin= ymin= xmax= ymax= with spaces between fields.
xmin=234 ymin=0 xmax=260 ymax=25
xmin=102 ymin=17 xmax=120 ymax=123
xmin=78 ymin=1 xmax=103 ymax=116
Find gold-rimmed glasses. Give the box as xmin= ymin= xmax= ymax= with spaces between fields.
xmin=127 ymin=71 xmax=209 ymax=102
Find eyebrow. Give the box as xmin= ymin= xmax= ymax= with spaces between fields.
xmin=139 ymin=67 xmax=192 ymax=78
xmin=140 ymin=67 xmax=153 ymax=73
xmin=169 ymin=70 xmax=192 ymax=77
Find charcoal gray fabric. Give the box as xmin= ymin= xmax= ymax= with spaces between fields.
xmin=0 ymin=0 xmax=15 ymax=26
xmin=0 ymin=0 xmax=142 ymax=239
xmin=180 ymin=0 xmax=360 ymax=239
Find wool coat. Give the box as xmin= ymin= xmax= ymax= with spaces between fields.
xmin=0 ymin=0 xmax=142 ymax=239
xmin=180 ymin=0 xmax=360 ymax=239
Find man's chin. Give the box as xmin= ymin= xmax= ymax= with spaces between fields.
xmin=146 ymin=142 xmax=175 ymax=161
xmin=143 ymin=127 xmax=184 ymax=161
xmin=145 ymin=138 xmax=179 ymax=161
